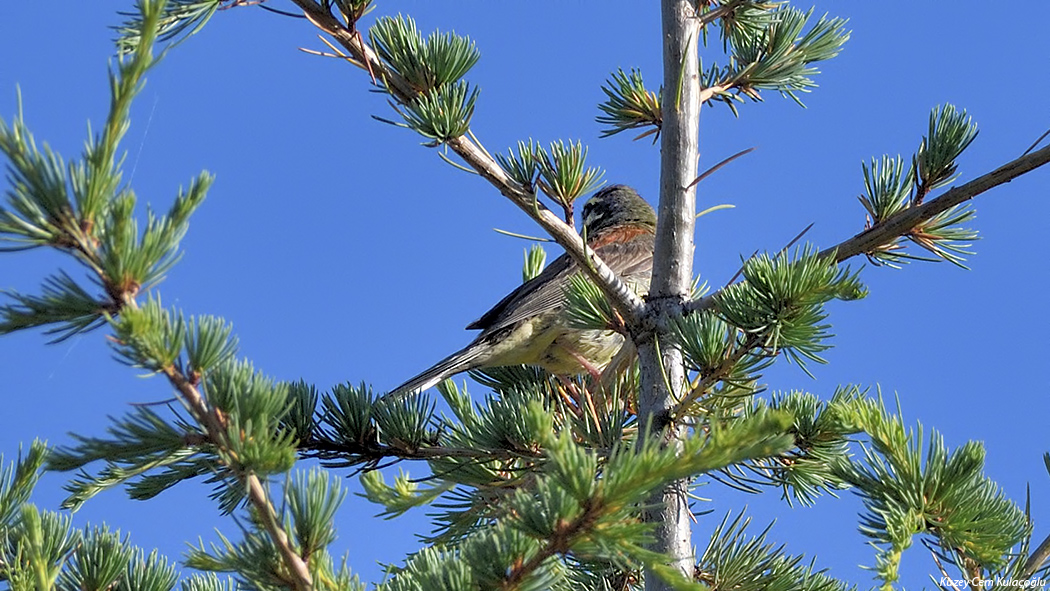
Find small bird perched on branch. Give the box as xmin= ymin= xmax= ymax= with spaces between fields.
xmin=390 ymin=185 xmax=657 ymax=395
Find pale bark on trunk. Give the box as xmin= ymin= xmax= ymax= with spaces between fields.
xmin=638 ymin=1 xmax=701 ymax=589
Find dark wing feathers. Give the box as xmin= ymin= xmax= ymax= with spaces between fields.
xmin=389 ymin=338 xmax=492 ymax=395
xmin=465 ymin=251 xmax=574 ymax=331
xmin=465 ymin=236 xmax=654 ymax=335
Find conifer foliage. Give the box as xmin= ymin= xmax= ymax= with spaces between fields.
xmin=2 ymin=2 xmax=1049 ymax=591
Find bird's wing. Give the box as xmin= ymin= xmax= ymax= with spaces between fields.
xmin=464 ymin=251 xmax=574 ymax=332
xmin=465 ymin=236 xmax=654 ymax=334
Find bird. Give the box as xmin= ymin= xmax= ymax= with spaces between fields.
xmin=390 ymin=184 xmax=657 ymax=395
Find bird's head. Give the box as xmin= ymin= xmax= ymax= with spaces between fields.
xmin=581 ymin=185 xmax=657 ymax=236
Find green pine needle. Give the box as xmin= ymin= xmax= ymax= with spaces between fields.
xmin=115 ymin=0 xmax=222 ymax=55
xmin=370 ymin=15 xmax=480 ymax=94
xmin=714 ymin=245 xmax=866 ymax=373
xmin=522 ymin=243 xmax=547 ymax=282
xmin=705 ymin=6 xmax=850 ymax=112
xmin=915 ymin=104 xmax=979 ymax=197
xmin=596 ymin=68 xmax=662 ymax=139
xmin=859 ymin=155 xmax=914 ymax=224
xmin=536 ymin=140 xmax=605 ymax=209
xmin=400 ymin=80 xmax=479 ymax=143
xmin=564 ymin=274 xmax=615 ymax=331
xmin=495 ymin=139 xmax=540 ymax=188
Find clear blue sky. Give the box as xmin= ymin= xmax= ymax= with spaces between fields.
xmin=2 ymin=1 xmax=1048 ymax=587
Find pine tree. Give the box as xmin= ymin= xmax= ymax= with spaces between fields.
xmin=1 ymin=2 xmax=1049 ymax=591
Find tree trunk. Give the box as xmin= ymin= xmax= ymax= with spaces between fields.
xmin=638 ymin=1 xmax=700 ymax=589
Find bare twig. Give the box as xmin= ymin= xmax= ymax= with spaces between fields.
xmin=255 ymin=3 xmax=305 ymax=18
xmin=725 ymin=248 xmax=759 ymax=286
xmin=1022 ymin=127 xmax=1050 ymax=157
xmin=722 ymin=222 xmax=813 ymax=288
xmin=781 ymin=222 xmax=815 ymax=254
xmin=687 ymin=147 xmax=756 ymax=189
xmin=699 ymin=83 xmax=731 ymax=105
xmin=922 ymin=538 xmax=963 ymax=591
xmin=1023 ymin=530 xmax=1050 ymax=578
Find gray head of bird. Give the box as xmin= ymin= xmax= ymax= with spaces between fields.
xmin=581 ymin=185 xmax=657 ymax=236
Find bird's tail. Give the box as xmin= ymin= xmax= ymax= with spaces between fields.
xmin=388 ymin=343 xmax=486 ymax=397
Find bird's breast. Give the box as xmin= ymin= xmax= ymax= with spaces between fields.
xmin=479 ymin=314 xmax=625 ymax=376
xmin=588 ymin=225 xmax=654 ymax=249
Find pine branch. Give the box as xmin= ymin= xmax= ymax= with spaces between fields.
xmin=684 ymin=143 xmax=1050 ymax=315
xmin=1 ymin=3 xmax=314 ymax=587
xmin=500 ymin=501 xmax=603 ymax=589
xmin=286 ymin=0 xmax=645 ymax=325
xmin=1023 ymin=529 xmax=1050 ymax=578
xmin=674 ymin=332 xmax=763 ymax=419
xmin=158 ymin=362 xmax=314 ymax=591
xmin=821 ymin=144 xmax=1050 ymax=262
xmin=299 ymin=437 xmax=533 ymax=466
